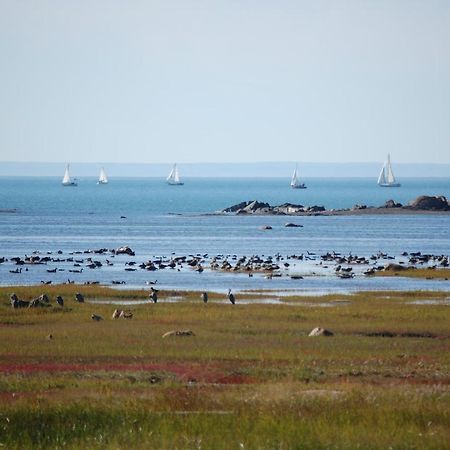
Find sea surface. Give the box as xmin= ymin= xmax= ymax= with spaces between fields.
xmin=0 ymin=176 xmax=449 ymax=295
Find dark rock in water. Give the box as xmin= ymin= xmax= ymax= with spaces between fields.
xmin=260 ymin=225 xmax=273 ymax=230
xmin=285 ymin=222 xmax=303 ymax=228
xmin=409 ymin=195 xmax=449 ymax=211
xmin=222 ymin=200 xmax=309 ymax=215
xmin=223 ymin=200 xmax=271 ymax=213
xmin=384 ymin=199 xmax=402 ymax=208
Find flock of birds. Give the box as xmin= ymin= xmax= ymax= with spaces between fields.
xmin=1 ymin=246 xmax=449 ymax=287
xmin=9 ymin=288 xmax=237 ymax=319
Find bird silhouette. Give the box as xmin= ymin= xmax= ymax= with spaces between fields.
xmin=75 ymin=292 xmax=84 ymax=303
xmin=227 ymin=289 xmax=235 ymax=305
xmin=201 ymin=292 xmax=208 ymax=304
xmin=56 ymin=295 xmax=64 ymax=307
xmin=91 ymin=314 xmax=103 ymax=321
xmin=149 ymin=288 xmax=158 ymax=303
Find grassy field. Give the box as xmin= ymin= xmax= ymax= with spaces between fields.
xmin=0 ymin=285 xmax=449 ymax=449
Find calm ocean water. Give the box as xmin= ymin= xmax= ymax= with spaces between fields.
xmin=0 ymin=176 xmax=449 ymax=294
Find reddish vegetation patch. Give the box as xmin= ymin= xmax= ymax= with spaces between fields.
xmin=215 ymin=374 xmax=256 ymax=384
xmin=0 ymin=362 xmax=257 ymax=384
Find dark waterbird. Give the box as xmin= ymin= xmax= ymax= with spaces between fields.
xmin=75 ymin=292 xmax=84 ymax=303
xmin=56 ymin=295 xmax=64 ymax=307
xmin=227 ymin=289 xmax=235 ymax=305
xmin=201 ymin=292 xmax=208 ymax=304
xmin=149 ymin=288 xmax=158 ymax=303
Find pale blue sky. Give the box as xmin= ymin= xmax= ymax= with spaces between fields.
xmin=0 ymin=0 xmax=449 ymax=164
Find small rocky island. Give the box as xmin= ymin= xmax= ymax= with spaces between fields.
xmin=220 ymin=195 xmax=450 ymax=216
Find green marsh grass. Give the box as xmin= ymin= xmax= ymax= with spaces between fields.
xmin=0 ymin=286 xmax=449 ymax=448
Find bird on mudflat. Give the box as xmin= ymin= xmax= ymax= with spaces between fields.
xmin=201 ymin=292 xmax=208 ymax=304
xmin=149 ymin=289 xmax=158 ymax=303
xmin=91 ymin=314 xmax=103 ymax=321
xmin=56 ymin=295 xmax=64 ymax=307
xmin=227 ymin=289 xmax=235 ymax=305
xmin=75 ymin=292 xmax=84 ymax=303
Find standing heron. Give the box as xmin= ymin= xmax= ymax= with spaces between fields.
xmin=149 ymin=288 xmax=158 ymax=303
xmin=227 ymin=289 xmax=235 ymax=305
xmin=56 ymin=295 xmax=64 ymax=307
xmin=201 ymin=292 xmax=208 ymax=304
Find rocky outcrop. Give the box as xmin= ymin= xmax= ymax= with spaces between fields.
xmin=222 ymin=200 xmax=324 ymax=215
xmin=220 ymin=195 xmax=450 ymax=216
xmin=384 ymin=199 xmax=402 ymax=208
xmin=409 ymin=195 xmax=449 ymax=211
xmin=223 ymin=200 xmax=270 ymax=213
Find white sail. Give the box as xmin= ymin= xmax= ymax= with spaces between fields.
xmin=386 ymin=154 xmax=395 ymax=184
xmin=167 ymin=164 xmax=183 ymax=185
xmin=290 ymin=166 xmax=298 ymax=187
xmin=62 ymin=164 xmax=77 ymax=186
xmin=378 ymin=154 xmax=400 ymax=187
xmin=290 ymin=164 xmax=306 ymax=189
xmin=98 ymin=167 xmax=108 ymax=184
xmin=377 ymin=166 xmax=386 ymax=185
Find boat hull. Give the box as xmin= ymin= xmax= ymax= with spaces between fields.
xmin=378 ymin=183 xmax=401 ymax=187
xmin=62 ymin=182 xmax=77 ymax=186
xmin=167 ymin=182 xmax=184 ymax=186
xmin=291 ymin=184 xmax=307 ymax=189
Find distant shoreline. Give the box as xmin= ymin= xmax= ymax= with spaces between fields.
xmin=211 ymin=208 xmax=450 ymax=217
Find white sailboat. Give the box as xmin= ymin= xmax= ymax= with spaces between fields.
xmin=97 ymin=167 xmax=108 ymax=185
xmin=62 ymin=164 xmax=77 ymax=186
xmin=378 ymin=154 xmax=401 ymax=187
xmin=166 ymin=164 xmax=184 ymax=185
xmin=290 ymin=164 xmax=306 ymax=189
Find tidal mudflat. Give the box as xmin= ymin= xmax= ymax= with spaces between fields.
xmin=0 ymin=285 xmax=449 ymax=449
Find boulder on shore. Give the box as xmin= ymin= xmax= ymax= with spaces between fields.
xmin=384 ymin=199 xmax=402 ymax=208
xmin=409 ymin=195 xmax=449 ymax=211
xmin=221 ymin=200 xmax=319 ymax=215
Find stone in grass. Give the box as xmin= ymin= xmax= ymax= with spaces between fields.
xmin=162 ymin=330 xmax=195 ymax=338
xmin=308 ymin=327 xmax=334 ymax=337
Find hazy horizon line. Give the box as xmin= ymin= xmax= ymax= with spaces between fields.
xmin=1 ymin=161 xmax=449 ymax=178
